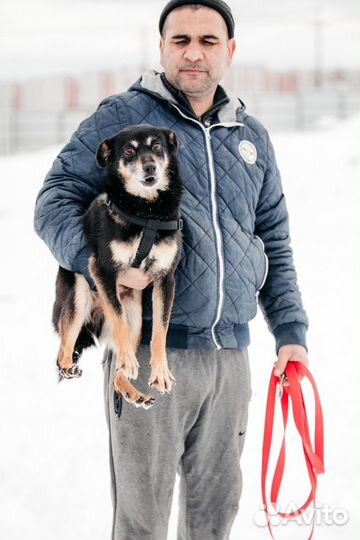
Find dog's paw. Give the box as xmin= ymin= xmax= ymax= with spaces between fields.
xmin=117 ymin=350 xmax=139 ymax=380
xmin=125 ymin=391 xmax=156 ymax=410
xmin=58 ymin=364 xmax=83 ymax=381
xmin=113 ymin=388 xmax=155 ymax=411
xmin=113 ymin=370 xmax=155 ymax=410
xmin=148 ymin=363 xmax=176 ymax=394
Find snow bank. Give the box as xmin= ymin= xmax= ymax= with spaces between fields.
xmin=0 ymin=114 xmax=359 ymax=538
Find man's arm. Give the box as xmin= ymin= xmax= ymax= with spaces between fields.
xmin=34 ymin=100 xmax=124 ymax=285
xmin=254 ymin=131 xmax=309 ymax=368
xmin=34 ymin=98 xmax=153 ymax=291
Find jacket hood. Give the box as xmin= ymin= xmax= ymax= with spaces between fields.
xmin=130 ymin=69 xmax=246 ymax=124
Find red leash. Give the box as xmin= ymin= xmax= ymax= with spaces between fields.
xmin=261 ymin=361 xmax=325 ymax=539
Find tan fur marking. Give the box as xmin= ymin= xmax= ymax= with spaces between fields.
xmin=148 ymin=281 xmax=176 ymax=393
xmin=110 ymin=238 xmax=141 ymax=266
xmin=151 ymin=283 xmax=167 ymax=363
xmin=100 ymin=142 xmax=111 ymax=161
xmin=118 ymin=159 xmax=131 ymax=181
xmin=89 ymin=257 xmax=139 ymax=379
xmin=57 ymin=274 xmax=92 ymax=369
xmin=118 ymin=155 xmax=170 ymax=200
xmin=121 ymin=288 xmax=143 ymax=352
xmin=148 ymin=238 xmax=179 ymax=275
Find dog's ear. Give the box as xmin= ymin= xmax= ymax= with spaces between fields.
xmin=96 ymin=139 xmax=113 ymax=168
xmin=166 ymin=130 xmax=179 ymax=153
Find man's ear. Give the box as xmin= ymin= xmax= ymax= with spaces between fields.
xmin=227 ymin=37 xmax=236 ymax=64
xmin=166 ymin=130 xmax=179 ymax=153
xmin=96 ymin=139 xmax=113 ymax=168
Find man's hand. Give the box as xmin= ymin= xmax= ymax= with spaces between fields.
xmin=274 ymin=344 xmax=309 ymax=385
xmin=118 ymin=268 xmax=153 ymax=290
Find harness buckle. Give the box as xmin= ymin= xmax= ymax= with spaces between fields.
xmin=178 ymin=218 xmax=183 ymax=231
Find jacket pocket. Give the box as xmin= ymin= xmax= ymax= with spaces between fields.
xmin=254 ymin=234 xmax=269 ymax=291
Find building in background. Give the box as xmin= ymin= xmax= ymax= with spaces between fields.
xmin=1 ymin=0 xmax=360 ymax=153
xmin=1 ymin=65 xmax=359 ymax=154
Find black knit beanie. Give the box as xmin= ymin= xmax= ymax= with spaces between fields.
xmin=159 ymin=0 xmax=235 ymax=39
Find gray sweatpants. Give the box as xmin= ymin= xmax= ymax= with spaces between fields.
xmin=103 ymin=344 xmax=252 ymax=540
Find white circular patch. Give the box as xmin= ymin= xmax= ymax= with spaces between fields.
xmin=239 ymin=140 xmax=257 ymax=164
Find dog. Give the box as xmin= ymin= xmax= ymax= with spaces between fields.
xmin=52 ymin=125 xmax=183 ymax=409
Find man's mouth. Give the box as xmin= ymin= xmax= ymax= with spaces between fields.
xmin=181 ymin=69 xmax=207 ymax=73
xmin=180 ymin=66 xmax=208 ymax=73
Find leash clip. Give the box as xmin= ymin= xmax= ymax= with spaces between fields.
xmin=278 ymin=372 xmax=287 ymax=399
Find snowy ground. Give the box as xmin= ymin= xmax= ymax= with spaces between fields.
xmin=0 ymin=114 xmax=359 ymax=539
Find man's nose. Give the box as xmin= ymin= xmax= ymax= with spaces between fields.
xmin=183 ymin=45 xmax=204 ymax=63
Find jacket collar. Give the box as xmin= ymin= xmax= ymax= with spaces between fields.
xmin=132 ymin=69 xmax=246 ymax=124
xmin=160 ymin=72 xmax=229 ymax=124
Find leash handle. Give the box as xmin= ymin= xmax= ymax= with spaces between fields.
xmin=261 ymin=361 xmax=325 ymax=539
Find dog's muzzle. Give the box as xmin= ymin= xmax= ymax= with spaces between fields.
xmin=142 ymin=164 xmax=157 ymax=186
xmin=143 ymin=176 xmax=157 ymax=186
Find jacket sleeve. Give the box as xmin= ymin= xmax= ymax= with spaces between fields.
xmin=33 ymin=99 xmax=128 ymax=285
xmin=254 ymin=131 xmax=309 ymax=354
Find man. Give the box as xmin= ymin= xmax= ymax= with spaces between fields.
xmin=34 ymin=1 xmax=309 ymax=538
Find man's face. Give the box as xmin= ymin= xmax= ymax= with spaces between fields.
xmin=159 ymin=6 xmax=236 ymax=99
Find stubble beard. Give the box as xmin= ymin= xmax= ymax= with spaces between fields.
xmin=171 ymin=69 xmax=216 ymax=100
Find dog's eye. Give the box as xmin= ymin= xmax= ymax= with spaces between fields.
xmin=152 ymin=142 xmax=162 ymax=152
xmin=124 ymin=147 xmax=136 ymax=158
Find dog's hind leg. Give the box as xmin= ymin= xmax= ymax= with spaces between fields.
xmin=148 ymin=274 xmax=176 ymax=394
xmin=119 ymin=286 xmax=143 ymax=353
xmin=112 ymin=287 xmax=156 ymax=408
xmin=57 ymin=274 xmax=92 ymax=380
xmin=89 ymin=257 xmax=139 ymax=380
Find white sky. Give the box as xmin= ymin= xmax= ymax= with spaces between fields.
xmin=1 ymin=0 xmax=360 ymax=81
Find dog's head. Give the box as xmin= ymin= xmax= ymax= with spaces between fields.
xmin=96 ymin=125 xmax=179 ymax=199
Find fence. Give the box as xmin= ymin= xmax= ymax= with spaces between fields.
xmin=1 ymin=66 xmax=360 ymax=155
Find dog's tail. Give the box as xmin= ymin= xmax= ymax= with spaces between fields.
xmin=52 ymin=266 xmax=76 ymax=332
xmin=73 ymin=316 xmax=104 ymax=361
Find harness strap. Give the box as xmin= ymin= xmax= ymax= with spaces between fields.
xmin=261 ymin=361 xmax=325 ymax=539
xmin=106 ymin=199 xmax=183 ymax=268
xmin=132 ymin=227 xmax=158 ymax=269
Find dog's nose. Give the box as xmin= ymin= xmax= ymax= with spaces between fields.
xmin=143 ymin=163 xmax=156 ymax=176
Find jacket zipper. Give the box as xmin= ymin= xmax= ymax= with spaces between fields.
xmin=171 ymin=103 xmax=244 ymax=348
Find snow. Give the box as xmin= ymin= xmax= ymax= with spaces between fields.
xmin=0 ymin=112 xmax=359 ymax=539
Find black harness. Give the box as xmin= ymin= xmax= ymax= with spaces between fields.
xmin=106 ymin=199 xmax=183 ymax=268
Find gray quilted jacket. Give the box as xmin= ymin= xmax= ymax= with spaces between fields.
xmin=34 ymin=70 xmax=308 ymax=353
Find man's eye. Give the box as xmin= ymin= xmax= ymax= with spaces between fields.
xmin=202 ymin=41 xmax=216 ymax=46
xmin=152 ymin=143 xmax=162 ymax=151
xmin=173 ymin=40 xmax=188 ymax=45
xmin=124 ymin=147 xmax=136 ymax=157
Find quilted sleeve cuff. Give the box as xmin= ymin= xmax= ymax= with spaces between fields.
xmin=273 ymin=323 xmax=308 ymax=355
xmin=72 ymin=245 xmax=95 ymax=290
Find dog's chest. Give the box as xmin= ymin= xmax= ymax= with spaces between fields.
xmin=110 ymin=236 xmax=178 ymax=273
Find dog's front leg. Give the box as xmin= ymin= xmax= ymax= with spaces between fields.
xmin=89 ymin=257 xmax=139 ymax=380
xmin=148 ymin=274 xmax=176 ymax=394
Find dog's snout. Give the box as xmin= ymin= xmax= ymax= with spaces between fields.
xmin=143 ymin=163 xmax=156 ymax=176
